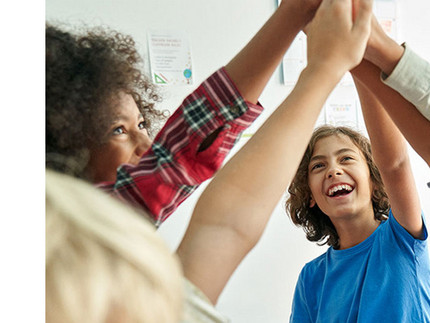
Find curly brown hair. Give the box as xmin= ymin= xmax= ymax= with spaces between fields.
xmin=46 ymin=23 xmax=165 ymax=178
xmin=285 ymin=125 xmax=390 ymax=249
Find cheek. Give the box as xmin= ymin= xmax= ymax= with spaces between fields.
xmin=356 ymin=167 xmax=373 ymax=194
xmin=308 ymin=175 xmax=320 ymax=197
xmin=91 ymin=143 xmax=134 ymax=180
xmin=108 ymin=143 xmax=134 ymax=165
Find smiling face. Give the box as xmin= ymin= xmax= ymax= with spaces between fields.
xmin=86 ymin=93 xmax=153 ymax=183
xmin=307 ymin=134 xmax=375 ymax=224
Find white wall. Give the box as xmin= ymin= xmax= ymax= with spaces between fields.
xmin=46 ymin=1 xmax=430 ymax=322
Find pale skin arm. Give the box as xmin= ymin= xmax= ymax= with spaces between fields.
xmin=177 ymin=0 xmax=373 ymax=305
xmin=353 ymin=76 xmax=423 ymax=238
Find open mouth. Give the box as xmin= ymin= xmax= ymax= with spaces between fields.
xmin=327 ymin=184 xmax=354 ymax=197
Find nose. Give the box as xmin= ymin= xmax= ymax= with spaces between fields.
xmin=326 ymin=165 xmax=343 ymax=179
xmin=133 ymin=130 xmax=152 ymax=158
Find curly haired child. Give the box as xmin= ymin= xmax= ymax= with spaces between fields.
xmin=46 ymin=0 xmax=324 ymax=226
xmin=46 ymin=25 xmax=163 ymax=178
xmin=286 ymin=98 xmax=430 ymax=320
xmin=287 ymin=125 xmax=390 ymax=248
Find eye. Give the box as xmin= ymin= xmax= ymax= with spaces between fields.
xmin=112 ymin=126 xmax=126 ymax=135
xmin=311 ymin=163 xmax=324 ymax=171
xmin=341 ymin=156 xmax=354 ymax=162
xmin=138 ymin=120 xmax=147 ymax=130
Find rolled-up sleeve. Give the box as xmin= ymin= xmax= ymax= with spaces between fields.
xmin=382 ymin=43 xmax=430 ymax=121
xmin=97 ymin=67 xmax=264 ymax=226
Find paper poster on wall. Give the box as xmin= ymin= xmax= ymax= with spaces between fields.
xmin=325 ymin=90 xmax=359 ymax=128
xmin=148 ymin=30 xmax=193 ymax=85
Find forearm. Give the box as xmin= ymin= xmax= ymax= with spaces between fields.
xmin=365 ymin=16 xmax=430 ymax=121
xmin=351 ymin=60 xmax=430 ymax=165
xmin=196 ymin=66 xmax=340 ymax=235
xmin=353 ymin=77 xmax=408 ymax=170
xmin=365 ymin=27 xmax=404 ymax=76
xmin=353 ymin=64 xmax=422 ymax=238
xmin=177 ymin=65 xmax=342 ymax=304
xmin=225 ymin=1 xmax=313 ymax=104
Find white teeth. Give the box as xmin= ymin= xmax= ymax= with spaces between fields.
xmin=328 ymin=184 xmax=352 ymax=196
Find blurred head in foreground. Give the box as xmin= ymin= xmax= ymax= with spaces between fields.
xmin=46 ymin=169 xmax=183 ymax=323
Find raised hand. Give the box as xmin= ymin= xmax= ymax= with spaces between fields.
xmin=306 ymin=0 xmax=373 ymax=78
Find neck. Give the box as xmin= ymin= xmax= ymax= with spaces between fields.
xmin=333 ymin=212 xmax=381 ymax=250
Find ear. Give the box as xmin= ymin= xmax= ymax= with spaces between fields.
xmin=309 ymin=195 xmax=316 ymax=208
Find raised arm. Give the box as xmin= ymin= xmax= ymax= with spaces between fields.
xmin=177 ymin=0 xmax=373 ymax=304
xmin=225 ymin=0 xmax=322 ymax=104
xmin=352 ymin=15 xmax=430 ymax=165
xmin=353 ymin=76 xmax=423 ymax=238
xmin=351 ymin=59 xmax=430 ymax=166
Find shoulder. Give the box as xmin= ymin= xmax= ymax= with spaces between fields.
xmin=299 ymin=251 xmax=328 ymax=281
xmin=381 ymin=210 xmax=429 ymax=253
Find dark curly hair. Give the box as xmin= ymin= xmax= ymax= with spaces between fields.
xmin=46 ymin=23 xmax=165 ymax=178
xmin=285 ymin=125 xmax=390 ymax=249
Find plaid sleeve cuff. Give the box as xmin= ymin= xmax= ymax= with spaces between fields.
xmin=182 ymin=67 xmax=264 ymax=146
xmin=149 ymin=67 xmax=264 ymax=178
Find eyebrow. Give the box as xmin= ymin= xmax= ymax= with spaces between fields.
xmin=310 ymin=148 xmax=358 ymax=162
xmin=111 ymin=112 xmax=144 ymax=123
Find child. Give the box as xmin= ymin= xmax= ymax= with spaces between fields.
xmin=287 ymin=49 xmax=430 ymax=322
xmin=46 ymin=0 xmax=323 ymax=226
xmin=351 ymin=15 xmax=430 ymax=165
xmin=46 ymin=170 xmax=184 ymax=323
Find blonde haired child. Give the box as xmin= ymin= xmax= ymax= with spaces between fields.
xmin=46 ymin=170 xmax=183 ymax=323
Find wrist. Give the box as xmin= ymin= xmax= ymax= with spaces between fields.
xmin=301 ymin=63 xmax=344 ymax=91
xmin=366 ymin=36 xmax=404 ymax=76
xmin=279 ymin=0 xmax=316 ymax=29
xmin=305 ymin=61 xmax=346 ymax=85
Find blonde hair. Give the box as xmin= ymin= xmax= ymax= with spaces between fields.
xmin=46 ymin=170 xmax=183 ymax=323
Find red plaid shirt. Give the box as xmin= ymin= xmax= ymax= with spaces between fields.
xmin=97 ymin=68 xmax=263 ymax=227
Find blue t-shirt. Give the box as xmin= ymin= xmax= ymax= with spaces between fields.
xmin=290 ymin=210 xmax=430 ymax=323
